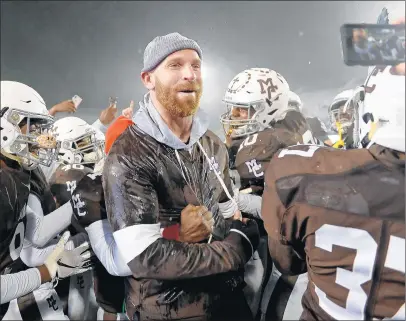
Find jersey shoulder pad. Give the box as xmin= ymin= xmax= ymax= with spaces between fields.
xmin=50 ymin=164 xmax=92 ymax=185
xmin=49 ymin=164 xmax=91 ymax=206
xmin=236 ymin=129 xmax=297 ymax=183
xmin=71 ymin=171 xmax=105 ymax=228
xmin=268 ymin=145 xmax=373 ymax=181
xmin=236 ymin=129 xmax=282 ymax=163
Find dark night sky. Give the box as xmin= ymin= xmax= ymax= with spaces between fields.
xmin=1 ymin=1 xmax=404 ymax=135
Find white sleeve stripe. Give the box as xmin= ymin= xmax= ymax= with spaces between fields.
xmin=113 ymin=223 xmax=162 ymax=264
xmin=229 ymin=228 xmax=253 ymax=258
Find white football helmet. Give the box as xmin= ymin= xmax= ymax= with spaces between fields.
xmin=357 ymin=66 xmax=405 ymax=152
xmin=288 ymin=91 xmax=303 ymax=112
xmin=328 ymin=89 xmax=355 ymax=133
xmin=52 ymin=117 xmax=105 ymax=166
xmin=220 ymin=68 xmax=290 ymax=138
xmin=1 ymin=81 xmax=58 ymax=169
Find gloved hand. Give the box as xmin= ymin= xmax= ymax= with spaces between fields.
xmin=44 ymin=231 xmax=71 ymax=280
xmin=57 ymin=241 xmax=95 ymax=279
xmin=225 ymin=219 xmax=260 ymax=262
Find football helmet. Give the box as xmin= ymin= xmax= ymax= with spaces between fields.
xmin=328 ymin=89 xmax=355 ymax=133
xmin=357 ymin=66 xmax=405 ymax=152
xmin=288 ymin=90 xmax=303 ymax=112
xmin=0 ymin=81 xmax=58 ymax=169
xmin=52 ymin=117 xmax=105 ymax=165
xmin=220 ymin=68 xmax=290 ymax=138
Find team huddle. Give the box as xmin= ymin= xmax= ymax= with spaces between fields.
xmin=1 ymin=19 xmax=405 ymax=321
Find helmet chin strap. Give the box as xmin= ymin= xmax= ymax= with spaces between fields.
xmin=332 ymin=122 xmax=345 ymax=149
xmin=1 ymin=149 xmax=22 ymax=163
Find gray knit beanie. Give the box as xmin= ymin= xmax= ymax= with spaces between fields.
xmin=142 ymin=32 xmax=203 ymax=72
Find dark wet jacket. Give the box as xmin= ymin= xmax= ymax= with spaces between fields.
xmin=103 ymin=94 xmax=254 ymax=321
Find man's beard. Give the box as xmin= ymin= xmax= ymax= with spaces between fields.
xmin=155 ymin=78 xmax=202 ymax=118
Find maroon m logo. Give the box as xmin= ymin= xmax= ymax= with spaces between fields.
xmin=257 ymin=78 xmax=278 ymax=100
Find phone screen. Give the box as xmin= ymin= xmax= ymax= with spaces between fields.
xmin=72 ymin=95 xmax=82 ymax=108
xmin=341 ymin=24 xmax=405 ymax=66
xmin=109 ymin=97 xmax=118 ymax=106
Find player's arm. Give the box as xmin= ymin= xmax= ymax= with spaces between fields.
xmin=0 ymin=268 xmax=45 ymax=304
xmin=20 ymin=232 xmax=88 ymax=267
xmin=24 ymin=194 xmax=73 ymax=247
xmin=234 ymin=188 xmax=263 ymax=219
xmin=1 ymin=232 xmax=87 ymax=303
xmin=215 ymin=141 xmax=240 ymax=229
xmin=85 ymin=219 xmax=131 ymax=276
xmin=91 ymin=119 xmax=108 ymax=134
xmin=67 ymin=173 xmax=131 ymax=276
xmin=103 ymin=148 xmax=257 ymax=281
xmin=261 ymin=152 xmax=307 ymax=276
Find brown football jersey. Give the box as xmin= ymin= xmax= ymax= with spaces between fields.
xmin=262 ymin=144 xmax=405 ymax=320
xmin=49 ymin=164 xmax=92 ymax=207
xmin=235 ymin=111 xmax=317 ymax=192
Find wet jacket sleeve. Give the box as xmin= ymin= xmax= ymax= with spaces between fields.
xmin=261 ymin=152 xmax=307 ymax=276
xmin=103 ymin=149 xmax=251 ymax=280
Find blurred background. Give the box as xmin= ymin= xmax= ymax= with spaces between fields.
xmin=1 ymin=1 xmax=404 ymax=138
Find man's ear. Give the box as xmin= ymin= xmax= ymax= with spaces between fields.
xmin=141 ymin=71 xmax=155 ymax=90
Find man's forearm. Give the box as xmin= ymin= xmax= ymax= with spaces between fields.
xmin=127 ymin=236 xmax=248 ymax=280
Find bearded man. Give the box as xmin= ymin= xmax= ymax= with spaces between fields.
xmin=102 ymin=33 xmax=260 ymax=321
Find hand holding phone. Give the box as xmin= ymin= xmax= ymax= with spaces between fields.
xmin=341 ymin=23 xmax=405 ymax=66
xmin=109 ymin=97 xmax=118 ymax=108
xmin=72 ymin=95 xmax=83 ymax=108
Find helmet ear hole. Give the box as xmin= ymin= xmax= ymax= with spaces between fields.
xmin=362 ymin=112 xmax=374 ymax=124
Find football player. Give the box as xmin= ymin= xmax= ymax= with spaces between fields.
xmin=262 ymin=64 xmax=405 ymax=320
xmin=50 ymin=116 xmax=128 ymax=321
xmin=287 ymin=91 xmax=333 ymax=146
xmin=220 ymin=68 xmax=319 ymax=320
xmin=0 ymin=81 xmax=91 ymax=320
xmin=327 ymin=89 xmax=358 ymax=149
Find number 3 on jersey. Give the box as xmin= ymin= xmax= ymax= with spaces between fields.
xmin=315 ymin=224 xmax=405 ymax=320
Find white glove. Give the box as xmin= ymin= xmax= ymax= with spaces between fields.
xmin=57 ymin=241 xmax=95 ymax=279
xmin=44 ymin=231 xmax=71 ymax=280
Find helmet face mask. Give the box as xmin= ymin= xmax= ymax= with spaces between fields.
xmin=59 ymin=131 xmax=104 ymax=165
xmin=328 ymin=89 xmax=356 ymax=134
xmin=220 ymin=68 xmax=290 ymax=138
xmin=53 ymin=117 xmax=105 ymax=166
xmin=330 ymin=101 xmax=355 ymax=133
xmin=1 ymin=81 xmax=60 ymax=170
xmin=220 ymin=100 xmax=263 ymax=138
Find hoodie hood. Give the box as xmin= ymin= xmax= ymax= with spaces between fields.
xmin=133 ymin=93 xmax=209 ymax=150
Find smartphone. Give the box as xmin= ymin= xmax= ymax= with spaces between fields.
xmin=72 ymin=95 xmax=82 ymax=108
xmin=340 ymin=23 xmax=405 ymax=66
xmin=109 ymin=96 xmax=118 ymax=107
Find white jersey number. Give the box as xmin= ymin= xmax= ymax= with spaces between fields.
xmin=301 ymin=129 xmax=317 ymax=145
xmin=314 ymin=224 xmax=405 ymax=320
xmin=238 ymin=133 xmax=259 ymax=153
xmin=278 ymin=145 xmax=320 ymax=159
